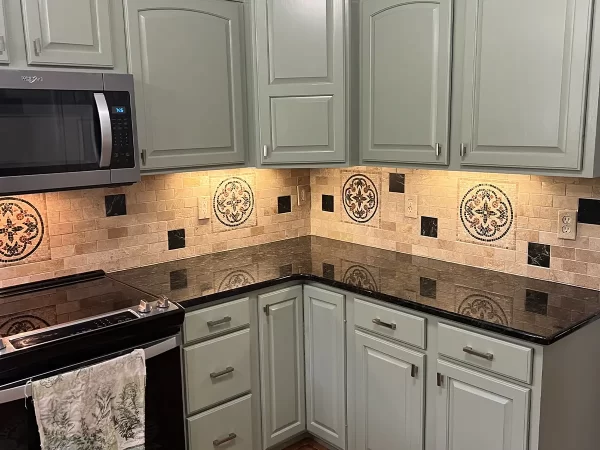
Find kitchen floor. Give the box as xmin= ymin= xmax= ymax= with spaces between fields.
xmin=282 ymin=438 xmax=330 ymax=450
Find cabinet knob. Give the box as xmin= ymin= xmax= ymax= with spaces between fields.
xmin=460 ymin=143 xmax=468 ymax=157
xmin=263 ymin=144 xmax=269 ymax=158
xmin=0 ymin=36 xmax=6 ymax=54
xmin=33 ymin=38 xmax=42 ymax=56
xmin=435 ymin=143 xmax=441 ymax=157
xmin=141 ymin=149 xmax=147 ymax=165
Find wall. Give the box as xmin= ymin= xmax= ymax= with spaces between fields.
xmin=311 ymin=167 xmax=600 ymax=290
xmin=0 ymin=168 xmax=310 ymax=287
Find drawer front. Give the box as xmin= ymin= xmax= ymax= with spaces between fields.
xmin=184 ymin=297 xmax=250 ymax=344
xmin=188 ymin=394 xmax=253 ymax=450
xmin=354 ymin=298 xmax=426 ymax=349
xmin=438 ymin=323 xmax=533 ymax=384
xmin=184 ymin=328 xmax=251 ymax=414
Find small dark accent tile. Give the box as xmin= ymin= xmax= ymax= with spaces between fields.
xmin=105 ymin=194 xmax=127 ymax=217
xmin=323 ymin=263 xmax=335 ymax=280
xmin=278 ymin=195 xmax=292 ymax=214
xmin=388 ymin=173 xmax=405 ymax=193
xmin=322 ymin=195 xmax=334 ymax=212
xmin=168 ymin=229 xmax=185 ymax=250
xmin=169 ymin=269 xmax=188 ymax=291
xmin=420 ymin=277 xmax=436 ymax=299
xmin=525 ymin=289 xmax=549 ymax=315
xmin=421 ymin=216 xmax=438 ymax=238
xmin=280 ymin=264 xmax=293 ymax=277
xmin=528 ymin=242 xmax=550 ymax=268
xmin=578 ymin=198 xmax=600 ymax=225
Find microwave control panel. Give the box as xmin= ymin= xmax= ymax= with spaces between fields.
xmin=105 ymin=91 xmax=135 ymax=169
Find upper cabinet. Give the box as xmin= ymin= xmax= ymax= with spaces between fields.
xmin=360 ymin=0 xmax=451 ymax=166
xmin=125 ymin=0 xmax=247 ymax=172
xmin=0 ymin=1 xmax=8 ymax=63
xmin=451 ymin=0 xmax=593 ymax=171
xmin=254 ymin=0 xmax=347 ymax=166
xmin=21 ymin=0 xmax=114 ymax=67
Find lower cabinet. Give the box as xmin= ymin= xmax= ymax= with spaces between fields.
xmin=435 ymin=360 xmax=530 ymax=450
xmin=354 ymin=330 xmax=424 ymax=450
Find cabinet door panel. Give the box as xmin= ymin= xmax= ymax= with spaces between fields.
xmin=0 ymin=1 xmax=8 ymax=64
xmin=125 ymin=0 xmax=246 ymax=171
xmin=361 ymin=0 xmax=451 ymax=165
xmin=256 ymin=0 xmax=346 ymax=164
xmin=355 ymin=330 xmax=424 ymax=450
xmin=258 ymin=286 xmax=306 ymax=448
xmin=304 ymin=286 xmax=345 ymax=449
xmin=455 ymin=0 xmax=592 ymax=170
xmin=22 ymin=0 xmax=113 ymax=67
xmin=436 ymin=360 xmax=530 ymax=450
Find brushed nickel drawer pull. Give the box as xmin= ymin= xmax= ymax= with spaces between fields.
xmin=207 ymin=316 xmax=232 ymax=327
xmin=463 ymin=346 xmax=494 ymax=361
xmin=210 ymin=366 xmax=234 ymax=379
xmin=213 ymin=433 xmax=237 ymax=446
xmin=33 ymin=38 xmax=42 ymax=56
xmin=372 ymin=318 xmax=397 ymax=330
xmin=0 ymin=36 xmax=5 ymax=54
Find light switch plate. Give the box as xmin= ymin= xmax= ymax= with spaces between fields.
xmin=558 ymin=210 xmax=577 ymax=240
xmin=198 ymin=196 xmax=210 ymax=220
xmin=405 ymin=194 xmax=418 ymax=218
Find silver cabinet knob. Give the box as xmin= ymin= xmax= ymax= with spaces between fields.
xmin=138 ymin=300 xmax=152 ymax=314
xmin=157 ymin=294 xmax=170 ymax=309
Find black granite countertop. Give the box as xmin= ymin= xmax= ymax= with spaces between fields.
xmin=110 ymin=236 xmax=600 ymax=345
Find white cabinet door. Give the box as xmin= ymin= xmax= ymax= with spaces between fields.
xmin=304 ymin=285 xmax=346 ymax=449
xmin=354 ymin=330 xmax=424 ymax=450
xmin=21 ymin=0 xmax=113 ymax=67
xmin=254 ymin=0 xmax=346 ymax=165
xmin=125 ymin=0 xmax=246 ymax=171
xmin=453 ymin=0 xmax=593 ymax=170
xmin=0 ymin=0 xmax=8 ymax=63
xmin=436 ymin=360 xmax=530 ymax=450
xmin=258 ymin=286 xmax=306 ymax=448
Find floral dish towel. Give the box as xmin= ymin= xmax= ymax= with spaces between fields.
xmin=32 ymin=349 xmax=146 ymax=450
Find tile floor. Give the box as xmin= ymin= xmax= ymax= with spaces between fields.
xmin=282 ymin=438 xmax=329 ymax=450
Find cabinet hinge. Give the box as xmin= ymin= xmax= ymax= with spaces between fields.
xmin=437 ymin=373 xmax=444 ymax=387
xmin=263 ymin=305 xmax=270 ymax=316
xmin=411 ymin=364 xmax=418 ymax=378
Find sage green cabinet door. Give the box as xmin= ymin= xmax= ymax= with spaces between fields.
xmin=255 ymin=0 xmax=346 ymax=165
xmin=453 ymin=0 xmax=593 ymax=170
xmin=21 ymin=0 xmax=114 ymax=67
xmin=360 ymin=0 xmax=451 ymax=165
xmin=0 ymin=1 xmax=8 ymax=64
xmin=125 ymin=0 xmax=246 ymax=171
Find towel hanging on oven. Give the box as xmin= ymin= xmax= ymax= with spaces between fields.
xmin=31 ymin=349 xmax=146 ymax=450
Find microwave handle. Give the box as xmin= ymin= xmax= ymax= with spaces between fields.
xmin=93 ymin=93 xmax=113 ymax=168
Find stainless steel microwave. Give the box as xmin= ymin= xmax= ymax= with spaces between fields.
xmin=0 ymin=70 xmax=140 ymax=195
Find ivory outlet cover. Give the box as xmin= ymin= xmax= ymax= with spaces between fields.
xmin=405 ymin=194 xmax=418 ymax=218
xmin=558 ymin=210 xmax=577 ymax=240
xmin=198 ymin=196 xmax=210 ymax=220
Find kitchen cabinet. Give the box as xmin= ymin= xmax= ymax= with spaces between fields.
xmin=258 ymin=286 xmax=306 ymax=448
xmin=435 ymin=359 xmax=530 ymax=450
xmin=0 ymin=1 xmax=8 ymax=63
xmin=125 ymin=0 xmax=247 ymax=172
xmin=254 ymin=0 xmax=347 ymax=165
xmin=354 ymin=330 xmax=424 ymax=450
xmin=451 ymin=0 xmax=593 ymax=171
xmin=21 ymin=0 xmax=114 ymax=67
xmin=359 ymin=0 xmax=451 ymax=166
xmin=303 ymin=285 xmax=346 ymax=449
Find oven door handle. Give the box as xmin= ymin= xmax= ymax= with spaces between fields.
xmin=0 ymin=334 xmax=180 ymax=405
xmin=94 ymin=92 xmax=113 ymax=168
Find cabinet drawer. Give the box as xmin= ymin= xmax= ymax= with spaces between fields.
xmin=188 ymin=394 xmax=253 ymax=450
xmin=354 ymin=298 xmax=426 ymax=349
xmin=438 ymin=323 xmax=533 ymax=384
xmin=184 ymin=297 xmax=250 ymax=344
xmin=184 ymin=329 xmax=251 ymax=414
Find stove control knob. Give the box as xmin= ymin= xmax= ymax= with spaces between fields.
xmin=157 ymin=295 xmax=170 ymax=309
xmin=138 ymin=300 xmax=152 ymax=314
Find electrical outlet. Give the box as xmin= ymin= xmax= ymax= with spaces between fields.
xmin=297 ymin=185 xmax=309 ymax=206
xmin=405 ymin=194 xmax=418 ymax=218
xmin=198 ymin=196 xmax=210 ymax=220
xmin=558 ymin=210 xmax=577 ymax=240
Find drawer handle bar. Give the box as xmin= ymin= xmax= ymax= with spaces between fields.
xmin=372 ymin=318 xmax=397 ymax=330
xmin=463 ymin=346 xmax=494 ymax=361
xmin=207 ymin=316 xmax=232 ymax=327
xmin=210 ymin=366 xmax=235 ymax=379
xmin=213 ymin=433 xmax=237 ymax=446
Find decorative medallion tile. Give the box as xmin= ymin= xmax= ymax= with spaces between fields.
xmin=214 ymin=264 xmax=258 ymax=293
xmin=341 ymin=260 xmax=380 ymax=292
xmin=457 ymin=180 xmax=516 ymax=250
xmin=0 ymin=194 xmax=50 ymax=266
xmin=341 ymin=172 xmax=380 ymax=226
xmin=455 ymin=286 xmax=512 ymax=326
xmin=211 ymin=175 xmax=257 ymax=232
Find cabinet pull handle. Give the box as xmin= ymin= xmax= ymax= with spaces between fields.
xmin=0 ymin=36 xmax=5 ymax=54
xmin=207 ymin=316 xmax=232 ymax=327
xmin=463 ymin=346 xmax=494 ymax=361
xmin=435 ymin=143 xmax=441 ymax=157
xmin=210 ymin=366 xmax=234 ymax=379
xmin=33 ymin=38 xmax=41 ymax=56
xmin=213 ymin=433 xmax=237 ymax=446
xmin=263 ymin=144 xmax=268 ymax=158
xmin=372 ymin=318 xmax=397 ymax=330
xmin=263 ymin=304 xmax=270 ymax=316
xmin=141 ymin=149 xmax=147 ymax=165
xmin=460 ymin=143 xmax=467 ymax=157
xmin=411 ymin=364 xmax=418 ymax=378
xmin=437 ymin=373 xmax=444 ymax=387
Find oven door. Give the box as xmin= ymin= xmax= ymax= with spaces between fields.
xmin=0 ymin=335 xmax=186 ymax=450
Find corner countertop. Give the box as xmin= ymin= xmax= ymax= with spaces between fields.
xmin=110 ymin=236 xmax=600 ymax=345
